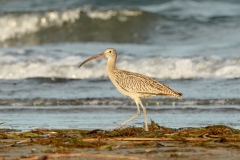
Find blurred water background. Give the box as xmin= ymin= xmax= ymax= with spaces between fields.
xmin=0 ymin=0 xmax=240 ymax=131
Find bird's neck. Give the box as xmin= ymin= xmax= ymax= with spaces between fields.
xmin=106 ymin=56 xmax=117 ymax=72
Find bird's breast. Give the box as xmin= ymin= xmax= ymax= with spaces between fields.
xmin=107 ymin=70 xmax=131 ymax=96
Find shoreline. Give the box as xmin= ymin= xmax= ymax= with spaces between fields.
xmin=1 ymin=123 xmax=240 ymax=160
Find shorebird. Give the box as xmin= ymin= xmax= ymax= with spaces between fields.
xmin=79 ymin=48 xmax=182 ymax=131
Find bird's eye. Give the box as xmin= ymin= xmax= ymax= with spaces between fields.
xmin=109 ymin=50 xmax=112 ymax=53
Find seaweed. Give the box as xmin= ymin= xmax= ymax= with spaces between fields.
xmin=1 ymin=121 xmax=240 ymax=159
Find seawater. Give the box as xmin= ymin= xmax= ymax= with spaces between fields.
xmin=0 ymin=0 xmax=240 ymax=130
xmin=1 ymin=105 xmax=240 ymax=131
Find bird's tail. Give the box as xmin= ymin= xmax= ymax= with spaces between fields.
xmin=161 ymin=83 xmax=183 ymax=99
xmin=175 ymin=92 xmax=183 ymax=99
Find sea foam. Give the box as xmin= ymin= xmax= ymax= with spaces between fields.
xmin=0 ymin=54 xmax=239 ymax=79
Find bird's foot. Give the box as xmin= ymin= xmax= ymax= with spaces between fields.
xmin=144 ymin=123 xmax=149 ymax=131
xmin=144 ymin=126 xmax=149 ymax=132
xmin=114 ymin=125 xmax=123 ymax=130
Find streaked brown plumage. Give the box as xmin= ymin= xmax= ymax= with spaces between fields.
xmin=79 ymin=48 xmax=182 ymax=131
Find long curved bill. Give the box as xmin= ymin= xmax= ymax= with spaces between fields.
xmin=78 ymin=53 xmax=105 ymax=68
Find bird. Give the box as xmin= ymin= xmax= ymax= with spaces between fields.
xmin=78 ymin=48 xmax=182 ymax=131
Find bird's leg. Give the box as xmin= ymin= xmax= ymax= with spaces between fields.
xmin=138 ymin=99 xmax=149 ymax=131
xmin=115 ymin=100 xmax=141 ymax=130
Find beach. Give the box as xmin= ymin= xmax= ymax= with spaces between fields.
xmin=0 ymin=0 xmax=240 ymax=159
xmin=1 ymin=124 xmax=240 ymax=160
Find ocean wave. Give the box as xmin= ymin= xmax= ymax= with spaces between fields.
xmin=0 ymin=8 xmax=81 ymax=43
xmin=0 ymin=54 xmax=240 ymax=79
xmin=0 ymin=98 xmax=240 ymax=106
xmin=0 ymin=1 xmax=240 ymax=47
xmin=0 ymin=6 xmax=155 ymax=47
xmin=141 ymin=0 xmax=240 ymax=21
xmin=1 ymin=106 xmax=240 ymax=114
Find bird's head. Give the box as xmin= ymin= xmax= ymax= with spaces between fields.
xmin=103 ymin=48 xmax=116 ymax=58
xmin=78 ymin=48 xmax=117 ymax=68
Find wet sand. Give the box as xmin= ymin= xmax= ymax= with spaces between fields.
xmin=1 ymin=141 xmax=240 ymax=160
xmin=0 ymin=141 xmax=240 ymax=160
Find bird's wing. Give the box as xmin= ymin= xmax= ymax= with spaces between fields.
xmin=115 ymin=70 xmax=181 ymax=98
